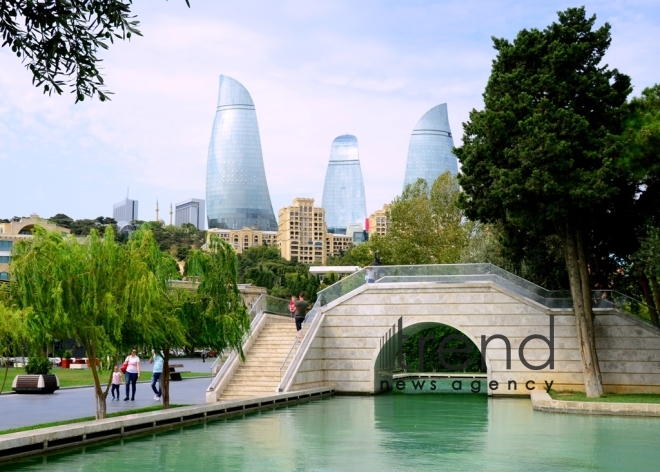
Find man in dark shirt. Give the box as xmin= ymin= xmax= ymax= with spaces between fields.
xmin=294 ymin=293 xmax=309 ymax=336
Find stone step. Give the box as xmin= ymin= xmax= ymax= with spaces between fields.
xmin=222 ymin=387 xmax=277 ymax=395
xmin=224 ymin=379 xmax=279 ymax=385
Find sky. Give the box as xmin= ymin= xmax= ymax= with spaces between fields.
xmin=1 ymin=0 xmax=659 ymax=223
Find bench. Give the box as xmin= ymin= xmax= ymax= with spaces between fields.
xmin=168 ymin=364 xmax=190 ymax=381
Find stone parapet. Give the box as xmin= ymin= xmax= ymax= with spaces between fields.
xmin=0 ymin=387 xmax=334 ymax=463
xmin=530 ymin=390 xmax=660 ymax=417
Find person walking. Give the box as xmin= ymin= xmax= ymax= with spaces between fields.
xmin=123 ymin=349 xmax=140 ymax=401
xmin=111 ymin=365 xmax=123 ymax=401
xmin=294 ymin=293 xmax=310 ymax=339
xmin=289 ymin=295 xmax=297 ymax=323
xmin=365 ymin=267 xmax=375 ymax=284
xmin=149 ymin=349 xmax=164 ymax=402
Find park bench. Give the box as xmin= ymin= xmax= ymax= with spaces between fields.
xmin=168 ymin=364 xmax=189 ymax=381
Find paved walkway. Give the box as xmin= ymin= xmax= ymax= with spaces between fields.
xmin=0 ymin=377 xmax=210 ymax=430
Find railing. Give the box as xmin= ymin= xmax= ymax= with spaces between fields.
xmin=275 ymin=264 xmax=659 ymax=392
xmin=278 ymin=303 xmax=323 ymax=392
xmin=592 ymin=290 xmax=658 ymax=326
xmin=278 ymin=303 xmax=322 ymax=385
xmin=207 ymin=294 xmax=290 ymax=392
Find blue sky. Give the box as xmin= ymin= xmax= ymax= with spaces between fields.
xmin=1 ymin=0 xmax=659 ymax=222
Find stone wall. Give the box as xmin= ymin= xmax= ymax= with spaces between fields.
xmin=288 ymin=282 xmax=660 ymax=395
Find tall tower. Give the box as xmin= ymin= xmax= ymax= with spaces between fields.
xmin=206 ymin=75 xmax=277 ymax=231
xmin=155 ymin=200 xmax=159 ymax=222
xmin=321 ymin=135 xmax=367 ymax=234
xmin=402 ymin=103 xmax=459 ymax=190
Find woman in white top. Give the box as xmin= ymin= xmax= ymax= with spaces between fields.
xmin=124 ymin=349 xmax=140 ymax=401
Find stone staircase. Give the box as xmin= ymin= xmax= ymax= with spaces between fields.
xmin=218 ymin=315 xmax=299 ymax=401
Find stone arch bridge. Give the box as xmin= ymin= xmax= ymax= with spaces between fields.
xmin=207 ymin=264 xmax=660 ymax=401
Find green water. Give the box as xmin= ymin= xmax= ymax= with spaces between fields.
xmin=5 ymin=395 xmax=660 ymax=471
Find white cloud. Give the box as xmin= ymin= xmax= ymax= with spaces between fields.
xmin=0 ymin=0 xmax=658 ymax=220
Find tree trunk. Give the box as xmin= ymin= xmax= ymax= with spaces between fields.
xmin=648 ymin=276 xmax=660 ymax=328
xmin=163 ymin=346 xmax=170 ymax=409
xmin=638 ymin=272 xmax=660 ymax=327
xmin=87 ymin=343 xmax=107 ymax=419
xmin=562 ymin=222 xmax=603 ymax=397
xmin=0 ymin=360 xmax=9 ymax=394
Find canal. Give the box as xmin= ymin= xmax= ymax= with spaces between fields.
xmin=5 ymin=394 xmax=660 ymax=471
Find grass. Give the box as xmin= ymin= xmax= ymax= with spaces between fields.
xmin=549 ymin=390 xmax=660 ymax=404
xmin=0 ymin=404 xmax=188 ymax=436
xmin=0 ymin=368 xmax=211 ymax=391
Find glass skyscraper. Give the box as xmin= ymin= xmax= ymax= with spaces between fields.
xmin=321 ymin=135 xmax=367 ymax=234
xmin=206 ymin=75 xmax=277 ymax=230
xmin=402 ymin=103 xmax=459 ymax=190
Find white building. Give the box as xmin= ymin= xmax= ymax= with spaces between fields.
xmin=175 ymin=199 xmax=206 ymax=230
xmin=113 ymin=198 xmax=139 ymax=223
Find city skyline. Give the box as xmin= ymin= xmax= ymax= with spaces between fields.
xmin=1 ymin=1 xmax=659 ymax=220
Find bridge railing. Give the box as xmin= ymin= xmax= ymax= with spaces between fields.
xmin=316 ymin=263 xmax=658 ymax=326
xmin=315 ymin=263 xmax=570 ymax=308
xmin=207 ymin=294 xmax=290 ymax=391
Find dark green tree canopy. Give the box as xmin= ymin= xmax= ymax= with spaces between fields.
xmin=0 ymin=0 xmax=189 ymax=102
xmin=457 ymin=7 xmax=631 ymax=233
xmin=455 ymin=7 xmax=633 ymax=397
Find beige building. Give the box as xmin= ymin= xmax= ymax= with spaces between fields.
xmin=0 ymin=214 xmax=71 ymax=280
xmin=368 ymin=204 xmax=391 ymax=237
xmin=325 ymin=233 xmax=354 ymax=260
xmin=207 ymin=227 xmax=277 ymax=254
xmin=277 ymin=198 xmax=327 ymax=264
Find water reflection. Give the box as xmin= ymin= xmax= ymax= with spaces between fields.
xmin=4 ymin=395 xmax=660 ymax=471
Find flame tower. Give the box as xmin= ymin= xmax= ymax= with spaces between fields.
xmin=206 ymin=75 xmax=277 ymax=230
xmin=402 ymin=103 xmax=459 ymax=190
xmin=321 ymin=135 xmax=367 ymax=234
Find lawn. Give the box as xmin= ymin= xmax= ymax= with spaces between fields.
xmin=549 ymin=390 xmax=660 ymax=404
xmin=0 ymin=404 xmax=188 ymax=436
xmin=0 ymin=368 xmax=210 ymax=391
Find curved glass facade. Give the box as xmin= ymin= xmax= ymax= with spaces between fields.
xmin=206 ymin=76 xmax=277 ymax=230
xmin=402 ymin=103 xmax=458 ymax=190
xmin=321 ymin=135 xmax=367 ymax=234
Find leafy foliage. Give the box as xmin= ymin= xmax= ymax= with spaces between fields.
xmin=0 ymin=1 xmax=189 ymax=102
xmin=455 ymin=7 xmax=632 ymax=396
xmin=401 ymin=326 xmax=483 ymax=373
xmin=236 ymin=245 xmax=320 ymax=302
xmin=25 ymin=357 xmax=51 ymax=375
xmin=143 ymin=221 xmax=206 ymax=262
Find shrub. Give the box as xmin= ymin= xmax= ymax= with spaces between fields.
xmin=25 ymin=357 xmax=52 ymax=375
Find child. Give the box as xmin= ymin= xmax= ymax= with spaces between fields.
xmin=111 ymin=365 xmax=123 ymax=401
xmin=289 ymin=296 xmax=297 ymax=323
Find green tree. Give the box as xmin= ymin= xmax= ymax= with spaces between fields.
xmin=48 ymin=213 xmax=74 ymax=229
xmin=121 ymin=227 xmax=187 ymax=409
xmin=0 ymin=0 xmax=189 ymax=102
xmin=186 ymin=235 xmax=250 ymax=360
xmin=10 ymin=225 xmax=162 ymax=418
xmin=401 ymin=325 xmax=483 ymax=373
xmin=143 ymin=221 xmax=206 ymax=263
xmin=0 ymin=304 xmax=28 ymax=393
xmin=455 ymin=7 xmax=632 ymax=397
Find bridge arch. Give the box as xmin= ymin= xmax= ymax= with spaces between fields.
xmin=372 ymin=319 xmax=490 ymax=374
xmin=289 ymin=281 xmax=564 ymax=395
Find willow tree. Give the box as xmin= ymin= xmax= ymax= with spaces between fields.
xmin=186 ymin=235 xmax=250 ymax=360
xmin=456 ymin=8 xmax=631 ymax=397
xmin=122 ymin=227 xmax=187 ymax=409
xmin=0 ymin=303 xmax=28 ymax=393
xmin=11 ymin=226 xmax=133 ymax=418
